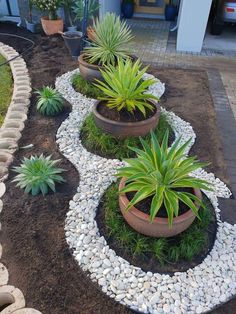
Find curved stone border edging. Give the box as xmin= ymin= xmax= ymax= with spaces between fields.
xmin=0 ymin=43 xmax=42 ymax=314
xmin=56 ymin=69 xmax=236 ymax=314
xmin=0 ymin=42 xmax=31 ymax=180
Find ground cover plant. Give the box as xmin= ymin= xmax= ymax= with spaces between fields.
xmin=81 ymin=113 xmax=174 ymax=159
xmin=35 ymin=86 xmax=64 ymax=116
xmin=98 ymin=181 xmax=214 ymax=266
xmin=0 ymin=54 xmax=13 ymax=126
xmin=72 ymin=73 xmax=104 ymax=99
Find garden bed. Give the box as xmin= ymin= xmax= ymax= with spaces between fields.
xmin=0 ymin=23 xmax=235 ymax=314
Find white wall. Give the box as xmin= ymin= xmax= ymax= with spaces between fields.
xmin=99 ymin=0 xmax=121 ymax=18
xmin=177 ymin=0 xmax=212 ymax=52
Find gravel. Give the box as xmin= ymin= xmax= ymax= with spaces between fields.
xmin=56 ymin=69 xmax=235 ymax=314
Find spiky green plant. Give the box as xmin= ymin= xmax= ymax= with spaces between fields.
xmin=117 ymin=130 xmax=212 ymax=227
xmin=13 ymin=155 xmax=65 ymax=196
xmin=94 ymin=58 xmax=159 ymax=116
xmin=35 ymin=86 xmax=64 ymax=116
xmin=84 ymin=13 xmax=133 ymax=66
xmin=72 ymin=0 xmax=99 ymax=22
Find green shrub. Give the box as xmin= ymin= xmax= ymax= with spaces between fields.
xmin=13 ymin=155 xmax=65 ymax=196
xmin=35 ymin=86 xmax=64 ymax=116
xmin=94 ymin=58 xmax=159 ymax=116
xmin=117 ymin=130 xmax=212 ymax=226
xmin=72 ymin=74 xmax=104 ymax=99
xmin=84 ymin=13 xmax=133 ymax=66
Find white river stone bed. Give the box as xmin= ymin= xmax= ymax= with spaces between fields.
xmin=55 ymin=69 xmax=236 ymax=314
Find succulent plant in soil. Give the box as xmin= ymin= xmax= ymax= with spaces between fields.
xmin=35 ymin=86 xmax=64 ymax=116
xmin=13 ymin=155 xmax=65 ymax=196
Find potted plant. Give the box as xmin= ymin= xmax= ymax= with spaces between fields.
xmin=72 ymin=0 xmax=99 ymax=39
xmin=25 ymin=0 xmax=37 ymax=33
xmin=117 ymin=131 xmax=212 ymax=237
xmin=121 ymin=0 xmax=135 ymax=19
xmin=93 ymin=58 xmax=160 ymax=138
xmin=165 ymin=0 xmax=177 ymax=21
xmin=32 ymin=0 xmax=64 ymax=35
xmin=78 ymin=13 xmax=133 ymax=82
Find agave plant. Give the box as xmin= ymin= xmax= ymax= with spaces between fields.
xmin=94 ymin=58 xmax=159 ymax=116
xmin=117 ymin=131 xmax=212 ymax=226
xmin=35 ymin=86 xmax=64 ymax=116
xmin=13 ymin=155 xmax=65 ymax=196
xmin=84 ymin=13 xmax=133 ymax=66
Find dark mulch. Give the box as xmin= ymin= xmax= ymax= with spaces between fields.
xmin=0 ymin=22 xmax=234 ymax=314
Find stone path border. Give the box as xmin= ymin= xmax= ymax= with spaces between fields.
xmin=0 ymin=43 xmax=42 ymax=314
xmin=56 ymin=69 xmax=236 ymax=314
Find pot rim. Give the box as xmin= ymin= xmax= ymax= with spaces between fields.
xmin=41 ymin=16 xmax=63 ymax=22
xmin=78 ymin=53 xmax=137 ymax=71
xmin=93 ymin=99 xmax=160 ymax=127
xmin=62 ymin=31 xmax=82 ymax=39
xmin=119 ymin=177 xmax=202 ymax=225
xmin=78 ymin=53 xmax=105 ymax=71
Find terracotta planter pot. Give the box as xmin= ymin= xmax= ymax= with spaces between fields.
xmin=78 ymin=53 xmax=104 ymax=82
xmin=78 ymin=53 xmax=138 ymax=83
xmin=119 ymin=178 xmax=202 ymax=238
xmin=93 ymin=100 xmax=160 ymax=138
xmin=41 ymin=17 xmax=64 ymax=35
xmin=87 ymin=26 xmax=95 ymax=41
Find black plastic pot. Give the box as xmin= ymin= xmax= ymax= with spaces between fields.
xmin=62 ymin=31 xmax=82 ymax=59
xmin=165 ymin=5 xmax=177 ymax=21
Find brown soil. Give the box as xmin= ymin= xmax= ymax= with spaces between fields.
xmin=96 ymin=189 xmax=216 ymax=274
xmin=0 ymin=23 xmax=234 ymax=314
xmin=97 ymin=101 xmax=156 ymax=122
xmin=152 ymin=68 xmax=229 ymax=186
xmin=0 ymin=24 xmax=132 ymax=314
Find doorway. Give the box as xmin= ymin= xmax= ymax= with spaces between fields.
xmin=135 ymin=0 xmax=167 ymax=15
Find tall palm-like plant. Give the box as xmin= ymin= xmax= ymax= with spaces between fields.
xmin=84 ymin=13 xmax=133 ymax=66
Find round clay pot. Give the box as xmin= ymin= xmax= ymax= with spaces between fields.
xmin=119 ymin=178 xmax=202 ymax=238
xmin=93 ymin=100 xmax=160 ymax=138
xmin=78 ymin=54 xmax=138 ymax=83
xmin=78 ymin=53 xmax=104 ymax=82
xmin=41 ymin=17 xmax=64 ymax=35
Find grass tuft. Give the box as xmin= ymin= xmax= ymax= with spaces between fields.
xmin=102 ymin=182 xmax=214 ymax=264
xmin=0 ymin=55 xmax=13 ymax=126
xmin=72 ymin=73 xmax=104 ymax=99
xmin=81 ymin=113 xmax=174 ymax=159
